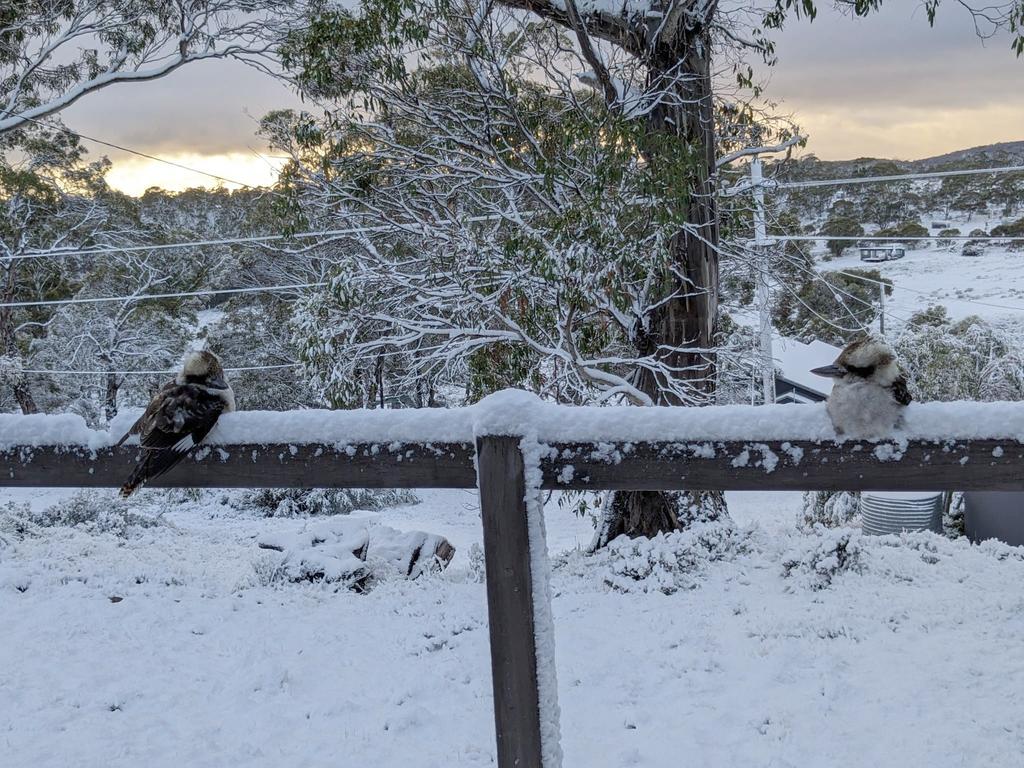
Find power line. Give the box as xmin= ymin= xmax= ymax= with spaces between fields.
xmin=831 ymin=269 xmax=1024 ymax=314
xmin=17 ymin=363 xmax=301 ymax=376
xmin=19 ymin=114 xmax=260 ymax=189
xmin=4 ymin=214 xmax=519 ymax=263
xmin=0 ymin=281 xmax=327 ymax=309
xmin=773 ymin=164 xmax=1024 ymax=190
xmin=777 ymin=235 xmax=1024 ymax=242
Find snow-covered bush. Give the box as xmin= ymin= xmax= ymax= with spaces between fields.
xmin=233 ymin=487 xmax=419 ymax=518
xmin=781 ymin=526 xmax=863 ymax=590
xmin=258 ymin=522 xmax=371 ymax=589
xmin=894 ymin=307 xmax=1021 ymax=402
xmin=943 ymin=492 xmax=966 ymax=539
xmin=600 ymin=522 xmax=747 ymax=594
xmin=801 ymin=491 xmax=860 ymax=529
xmin=467 ymin=543 xmax=486 ymax=584
xmin=935 ymin=227 xmax=961 ymax=247
xmin=1 ymin=491 xmax=161 ymax=538
xmin=980 ymin=350 xmax=1024 ymax=401
xmin=255 ymin=520 xmax=454 ymax=590
xmin=0 ymin=501 xmax=33 ymax=541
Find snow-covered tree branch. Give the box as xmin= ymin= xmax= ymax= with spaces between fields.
xmin=0 ymin=0 xmax=304 ymax=136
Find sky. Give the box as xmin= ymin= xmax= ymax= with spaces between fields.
xmin=59 ymin=2 xmax=1024 ymax=196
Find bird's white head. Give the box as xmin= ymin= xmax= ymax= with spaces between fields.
xmin=179 ymin=350 xmax=230 ymax=389
xmin=178 ymin=350 xmax=235 ymax=411
xmin=811 ymin=336 xmax=901 ymax=387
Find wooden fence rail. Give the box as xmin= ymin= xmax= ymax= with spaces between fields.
xmin=4 ymin=430 xmax=1024 ymax=767
xmin=3 ymin=437 xmax=1023 ymax=490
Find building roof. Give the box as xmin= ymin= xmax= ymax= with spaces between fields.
xmin=772 ymin=335 xmax=842 ymax=399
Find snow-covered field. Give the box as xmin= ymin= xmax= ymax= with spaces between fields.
xmin=825 ymin=239 xmax=1024 ymax=330
xmin=4 ymin=488 xmax=1024 ymax=767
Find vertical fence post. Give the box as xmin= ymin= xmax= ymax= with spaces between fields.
xmin=475 ymin=435 xmax=544 ymax=768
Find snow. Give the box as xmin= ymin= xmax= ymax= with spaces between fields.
xmin=520 ymin=436 xmax=563 ymax=768
xmin=0 ymin=413 xmax=108 ymax=450
xmin=772 ymin=334 xmax=842 ymax=397
xmin=8 ymin=394 xmax=1024 ymax=451
xmin=825 ymin=240 xmax=1024 ymax=329
xmin=4 ymin=488 xmax=1024 ymax=766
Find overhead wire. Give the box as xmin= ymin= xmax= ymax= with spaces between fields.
xmin=3 ymin=213 xmax=521 ymax=263
xmin=772 ymin=164 xmax=1024 ymax=190
xmin=15 ymin=113 xmax=260 ymax=190
xmin=16 ymin=363 xmax=301 ymax=376
xmin=0 ymin=282 xmax=327 ymax=309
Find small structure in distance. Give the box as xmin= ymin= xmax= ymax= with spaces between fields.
xmin=859 ymin=243 xmax=907 ymax=262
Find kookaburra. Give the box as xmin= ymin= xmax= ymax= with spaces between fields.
xmin=116 ymin=351 xmax=235 ymax=497
xmin=811 ymin=336 xmax=912 ymax=439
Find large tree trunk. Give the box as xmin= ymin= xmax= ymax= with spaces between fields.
xmin=634 ymin=35 xmax=720 ymax=404
xmin=597 ymin=18 xmax=728 ymax=547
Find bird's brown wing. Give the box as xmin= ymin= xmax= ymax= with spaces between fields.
xmin=892 ymin=373 xmax=913 ymax=406
xmin=114 ymin=380 xmax=175 ymax=446
xmin=120 ymin=385 xmax=226 ymax=496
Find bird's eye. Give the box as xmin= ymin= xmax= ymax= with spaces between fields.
xmin=845 ymin=363 xmax=874 ymax=377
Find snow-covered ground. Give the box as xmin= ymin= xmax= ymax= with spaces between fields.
xmin=824 ymin=240 xmax=1024 ymax=330
xmin=3 ymin=488 xmax=1024 ymax=767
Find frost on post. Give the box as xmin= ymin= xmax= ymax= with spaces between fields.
xmin=519 ymin=434 xmax=564 ymax=768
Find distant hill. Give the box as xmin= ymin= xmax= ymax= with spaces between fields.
xmin=769 ymin=141 xmax=1024 ymax=184
xmin=765 ymin=141 xmax=1024 ymax=232
xmin=912 ymin=141 xmax=1024 ymax=171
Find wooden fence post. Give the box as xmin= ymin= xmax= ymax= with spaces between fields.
xmin=476 ymin=435 xmax=545 ymax=768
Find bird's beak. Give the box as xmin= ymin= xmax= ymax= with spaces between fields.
xmin=207 ymin=376 xmax=229 ymax=390
xmin=810 ymin=364 xmax=847 ymax=379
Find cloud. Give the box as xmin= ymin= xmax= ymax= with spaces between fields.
xmin=764 ymin=2 xmax=1024 ymax=158
xmin=62 ymin=58 xmax=303 ymax=156
xmin=48 ymin=1 xmax=1022 ymax=180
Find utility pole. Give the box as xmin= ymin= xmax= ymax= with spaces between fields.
xmin=750 ymin=155 xmax=775 ymax=405
xmin=878 ymin=282 xmax=886 ymax=337
xmin=717 ymin=134 xmax=802 ymax=407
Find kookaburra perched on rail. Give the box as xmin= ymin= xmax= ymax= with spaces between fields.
xmin=811 ymin=336 xmax=912 ymax=439
xmin=116 ymin=351 xmax=235 ymax=497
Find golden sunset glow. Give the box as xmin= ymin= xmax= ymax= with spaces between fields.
xmin=104 ymin=152 xmax=286 ymax=196
xmin=793 ymin=104 xmax=1024 ymax=161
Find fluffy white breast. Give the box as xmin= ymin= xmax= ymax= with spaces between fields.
xmin=826 ymin=378 xmax=904 ymax=439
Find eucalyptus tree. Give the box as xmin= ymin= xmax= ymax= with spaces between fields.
xmin=0 ymin=121 xmax=110 ymax=412
xmin=276 ymin=0 xmax=1022 ymax=542
xmin=0 ymin=0 xmax=305 ymax=136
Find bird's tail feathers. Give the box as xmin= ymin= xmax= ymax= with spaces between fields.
xmin=120 ymin=461 xmax=151 ymax=497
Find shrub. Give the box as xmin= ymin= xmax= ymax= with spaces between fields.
xmin=819 ymin=215 xmax=864 ymax=258
xmin=991 ymin=217 xmax=1024 ymax=237
xmin=895 ymin=307 xmax=1017 ymax=401
xmin=961 ymin=239 xmax=986 ymax=257
xmin=234 ymin=487 xmax=419 ymax=517
xmin=991 ymin=217 xmax=1024 ymax=250
xmin=874 ymin=220 xmax=929 ymax=248
xmin=935 ymin=227 xmax=961 ymax=247
xmin=781 ymin=526 xmax=864 ymax=590
xmin=801 ymin=491 xmax=860 ymax=529
xmin=601 ymin=522 xmax=747 ymax=594
xmin=772 ymin=268 xmax=891 ymax=346
xmin=1 ymin=492 xmax=161 ymax=538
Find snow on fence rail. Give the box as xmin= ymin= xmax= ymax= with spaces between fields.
xmin=4 ymin=391 xmax=1024 ymax=491
xmin=6 ymin=389 xmax=1024 ymax=768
